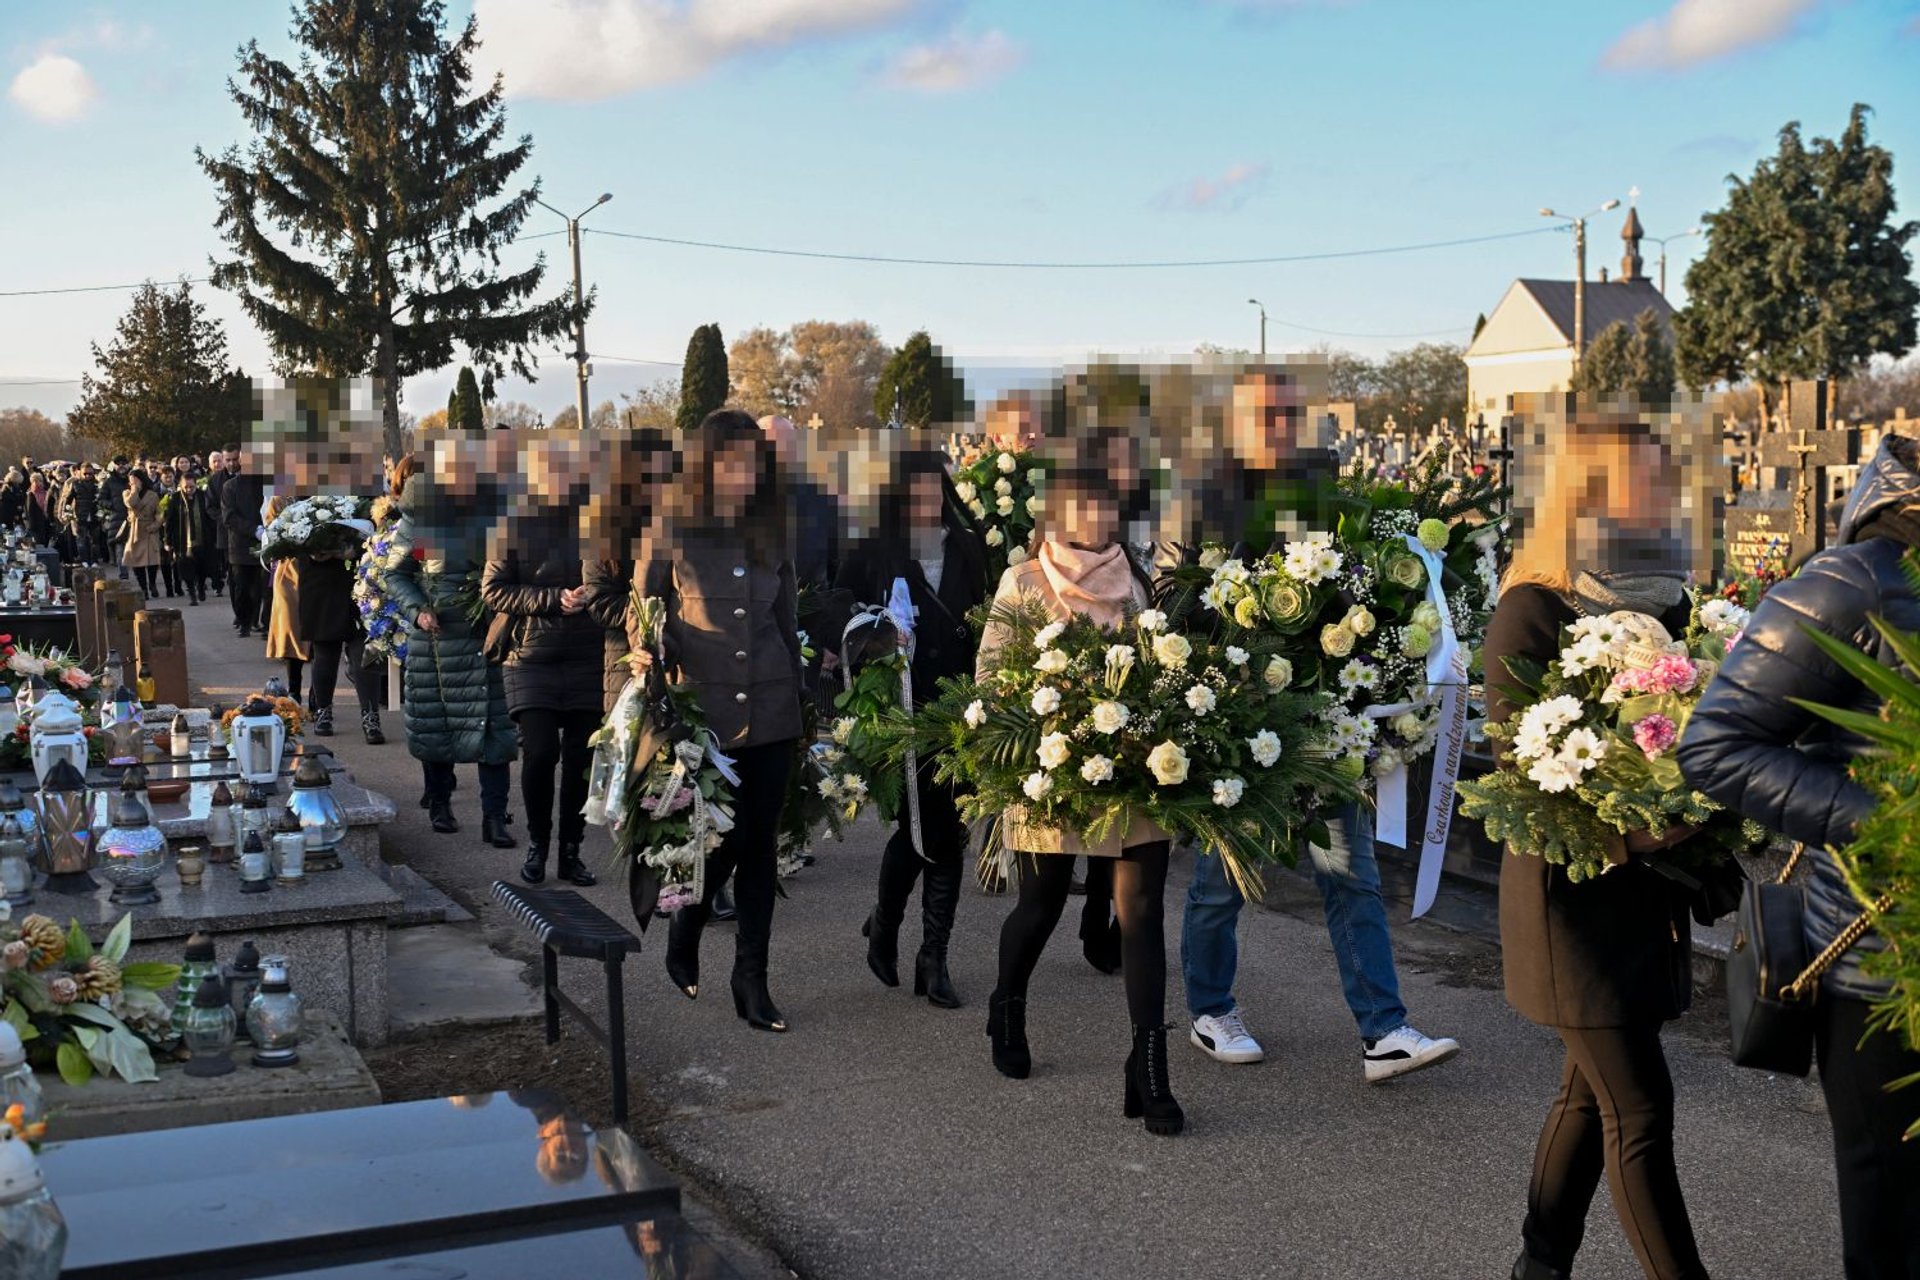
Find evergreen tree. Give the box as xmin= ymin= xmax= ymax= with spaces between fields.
xmin=1676 ymin=104 xmax=1918 ymax=417
xmin=1573 ymin=313 xmax=1678 ymax=405
xmin=197 ymin=0 xmax=575 ymax=457
xmin=68 ymin=280 xmax=251 ymax=458
xmin=677 ymin=323 xmax=729 ymax=431
xmin=448 ymin=365 xmax=484 ymax=431
xmin=874 ymin=331 xmax=969 ymax=429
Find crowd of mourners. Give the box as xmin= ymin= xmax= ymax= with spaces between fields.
xmin=70 ymin=376 xmax=1913 ymax=1280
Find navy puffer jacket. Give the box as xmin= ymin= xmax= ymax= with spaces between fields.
xmin=1678 ymin=433 xmax=1920 ymax=1000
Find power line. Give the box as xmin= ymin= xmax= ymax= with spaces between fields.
xmin=582 ymin=223 xmax=1559 ymax=270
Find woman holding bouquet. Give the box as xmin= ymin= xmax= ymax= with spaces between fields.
xmin=1484 ymin=421 xmax=1708 ymax=1280
xmin=980 ymin=466 xmax=1182 ymax=1136
xmin=121 ymin=469 xmax=162 ymax=598
xmin=836 ymin=448 xmax=987 ymax=1009
xmin=625 ymin=409 xmax=803 ymax=1033
xmin=263 ymin=495 xmax=310 ymax=701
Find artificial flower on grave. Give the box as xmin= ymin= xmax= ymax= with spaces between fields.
xmin=219 ymin=696 xmax=305 ymax=741
xmin=1 ymin=912 xmax=182 ymax=1086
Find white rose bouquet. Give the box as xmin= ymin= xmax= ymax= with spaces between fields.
xmin=259 ymin=494 xmax=375 ymax=561
xmin=946 ymin=438 xmax=1048 ymax=580
xmin=877 ymin=592 xmax=1354 ymax=897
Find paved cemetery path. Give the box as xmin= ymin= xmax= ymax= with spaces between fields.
xmin=188 ymin=605 xmax=1845 ymax=1280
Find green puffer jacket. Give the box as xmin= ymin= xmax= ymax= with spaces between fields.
xmin=382 ymin=554 xmax=517 ymax=766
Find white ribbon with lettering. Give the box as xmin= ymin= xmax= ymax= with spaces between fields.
xmin=842 ymin=582 xmax=923 ymax=859
xmin=1362 ymin=534 xmax=1471 ymax=919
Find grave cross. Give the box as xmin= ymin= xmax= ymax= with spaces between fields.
xmin=1757 ymin=379 xmax=1858 ymax=555
xmin=805 ymin=413 xmax=824 ymax=431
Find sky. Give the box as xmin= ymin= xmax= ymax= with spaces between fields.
xmin=3 ymin=0 xmax=1918 ymax=422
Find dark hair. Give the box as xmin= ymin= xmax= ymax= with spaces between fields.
xmin=675 ymin=409 xmax=788 ymax=565
xmin=126 ymin=469 xmax=152 ymax=497
xmin=875 ymin=450 xmax=967 ymax=545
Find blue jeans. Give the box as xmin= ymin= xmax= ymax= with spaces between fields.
xmin=1180 ymin=800 xmax=1408 ymax=1041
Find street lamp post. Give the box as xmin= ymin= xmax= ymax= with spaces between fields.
xmin=1540 ymin=199 xmax=1620 ymax=368
xmin=1646 ymin=226 xmax=1703 ymax=296
xmin=1247 ymin=298 xmax=1267 ymax=360
xmin=534 ymin=192 xmax=613 ymax=428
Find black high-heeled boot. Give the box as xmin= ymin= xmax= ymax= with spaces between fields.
xmin=1509 ymin=1253 xmax=1570 ymax=1280
xmin=556 ymin=841 xmax=596 ymax=887
xmin=664 ymin=905 xmax=707 ymax=999
xmin=1123 ymin=1024 xmax=1185 ymax=1136
xmin=986 ymin=989 xmax=1030 ymax=1079
xmin=862 ymin=909 xmax=901 ymax=987
xmin=519 ymin=842 xmax=547 ymax=884
xmin=1080 ymin=912 xmax=1122 ymax=975
xmin=913 ymin=859 xmax=962 ymax=1009
xmin=730 ymin=962 xmax=787 ymax=1032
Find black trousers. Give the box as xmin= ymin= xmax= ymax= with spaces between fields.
xmin=697 ymin=740 xmax=793 ymax=975
xmin=515 ymin=707 xmax=600 ymax=848
xmin=873 ymin=768 xmax=966 ymax=949
xmin=229 ymin=562 xmax=264 ymax=631
xmin=997 ymin=843 xmax=1170 ymax=1030
xmin=307 ymin=636 xmax=376 ymax=714
xmin=1816 ymin=993 xmax=1920 ymax=1279
xmin=202 ymin=547 xmax=224 ymax=592
xmin=1522 ymin=1022 xmax=1706 ymax=1279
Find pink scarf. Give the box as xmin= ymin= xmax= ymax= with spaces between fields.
xmin=1035 ymin=541 xmax=1143 ymax=629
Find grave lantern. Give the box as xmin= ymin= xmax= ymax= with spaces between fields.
xmin=0 ymin=1023 xmax=44 ymax=1129
xmin=0 ymin=1125 xmax=67 ymax=1280
xmin=105 ymin=685 xmax=142 ymax=766
xmin=180 ymin=973 xmax=236 ymax=1078
xmin=26 ymin=696 xmax=86 ymax=790
xmin=0 ymin=804 xmax=33 ymax=910
xmin=245 ymin=955 xmax=304 ymax=1068
xmin=206 ymin=781 xmax=236 ymax=863
xmin=230 ymin=697 xmax=285 ymax=785
xmin=237 ymin=831 xmax=271 ymax=894
xmin=33 ymin=760 xmax=94 ymax=894
xmin=0 ymin=682 xmax=16 ymax=741
xmin=97 ymin=770 xmax=165 ymax=907
xmin=170 ymin=933 xmax=219 ymax=1044
xmin=270 ymin=807 xmax=306 ymax=884
xmin=286 ymin=755 xmax=345 ymax=872
xmin=224 ymin=941 xmax=263 ymax=1042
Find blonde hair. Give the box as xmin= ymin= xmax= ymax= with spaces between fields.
xmin=1502 ymin=417 xmax=1663 ymax=595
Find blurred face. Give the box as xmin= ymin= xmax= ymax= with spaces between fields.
xmin=1227 ymin=374 xmax=1304 ymax=472
xmin=711 ymin=441 xmax=759 ymax=519
xmin=907 ymin=472 xmax=945 ymax=530
xmin=1053 ymin=486 xmax=1119 ymax=547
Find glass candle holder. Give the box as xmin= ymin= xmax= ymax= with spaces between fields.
xmin=181 ymin=973 xmax=236 ymax=1078
xmin=246 ymin=956 xmax=304 ymax=1068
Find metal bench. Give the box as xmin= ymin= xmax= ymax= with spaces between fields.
xmin=491 ymin=881 xmax=643 ymax=1124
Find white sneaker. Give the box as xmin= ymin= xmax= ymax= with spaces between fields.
xmin=1190 ymin=1008 xmax=1266 ymax=1064
xmin=1362 ymin=1025 xmax=1460 ymax=1083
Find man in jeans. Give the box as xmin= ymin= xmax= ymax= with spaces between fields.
xmin=1181 ymin=367 xmax=1459 ymax=1081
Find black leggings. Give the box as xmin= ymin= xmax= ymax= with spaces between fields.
xmin=1523 ymin=1022 xmax=1705 ymax=1279
xmin=132 ymin=566 xmax=157 ymax=597
xmin=997 ymin=843 xmax=1169 ymax=1029
xmin=1815 ymin=992 xmax=1920 ymax=1279
xmin=515 ymin=707 xmax=600 ymax=847
xmin=284 ymin=658 xmax=305 ymax=705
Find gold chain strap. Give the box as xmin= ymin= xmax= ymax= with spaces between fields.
xmin=1777 ymin=842 xmax=1893 ymax=1002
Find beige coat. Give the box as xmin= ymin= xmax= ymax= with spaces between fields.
xmin=121 ymin=489 xmax=162 ymax=568
xmin=979 ymin=547 xmax=1168 ymax=859
xmin=265 ymin=561 xmax=308 ymax=662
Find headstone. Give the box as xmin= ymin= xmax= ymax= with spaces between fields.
xmin=1753 ymin=379 xmax=1859 ymax=562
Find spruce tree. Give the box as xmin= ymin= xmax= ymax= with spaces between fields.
xmin=68 ymin=280 xmax=250 ymax=458
xmin=874 ymin=331 xmax=969 ymax=429
xmin=198 ymin=0 xmax=575 ymax=457
xmin=677 ymin=323 xmax=730 ymax=431
xmin=1676 ymin=104 xmax=1917 ymax=414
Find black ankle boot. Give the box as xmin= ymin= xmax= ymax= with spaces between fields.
xmin=361 ymin=711 xmax=384 ymax=745
xmin=1509 ymin=1254 xmax=1570 ymax=1280
xmin=863 ymin=908 xmax=901 ymax=987
xmin=519 ymin=842 xmax=548 ymax=884
xmin=665 ymin=905 xmax=707 ymax=999
xmin=914 ymin=860 xmax=962 ymax=1008
xmin=730 ymin=962 xmax=787 ymax=1032
xmin=556 ymin=842 xmax=596 ymax=887
xmin=1081 ymin=912 xmax=1122 ymax=975
xmin=481 ymin=815 xmax=515 ymax=849
xmin=429 ymin=799 xmax=459 ymax=834
xmin=1123 ymin=1024 xmax=1184 ymax=1136
xmin=986 ymin=989 xmax=1031 ymax=1079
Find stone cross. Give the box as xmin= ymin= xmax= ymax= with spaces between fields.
xmin=1757 ymin=379 xmax=1858 ymax=557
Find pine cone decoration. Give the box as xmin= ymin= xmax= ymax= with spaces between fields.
xmin=18 ymin=916 xmax=64 ymax=971
xmin=72 ymin=955 xmax=122 ymax=1001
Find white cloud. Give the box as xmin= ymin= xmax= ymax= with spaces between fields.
xmin=472 ymin=0 xmax=917 ymax=100
xmin=1158 ymin=161 xmax=1271 ymax=212
xmin=8 ymin=54 xmax=99 ymax=123
xmin=880 ymin=29 xmax=1024 ymax=92
xmin=1602 ymin=0 xmax=1819 ymax=71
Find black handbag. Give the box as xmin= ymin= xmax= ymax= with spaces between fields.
xmin=1728 ymin=844 xmax=1885 ymax=1077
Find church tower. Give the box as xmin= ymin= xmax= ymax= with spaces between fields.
xmin=1619 ymin=205 xmax=1645 ymax=283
